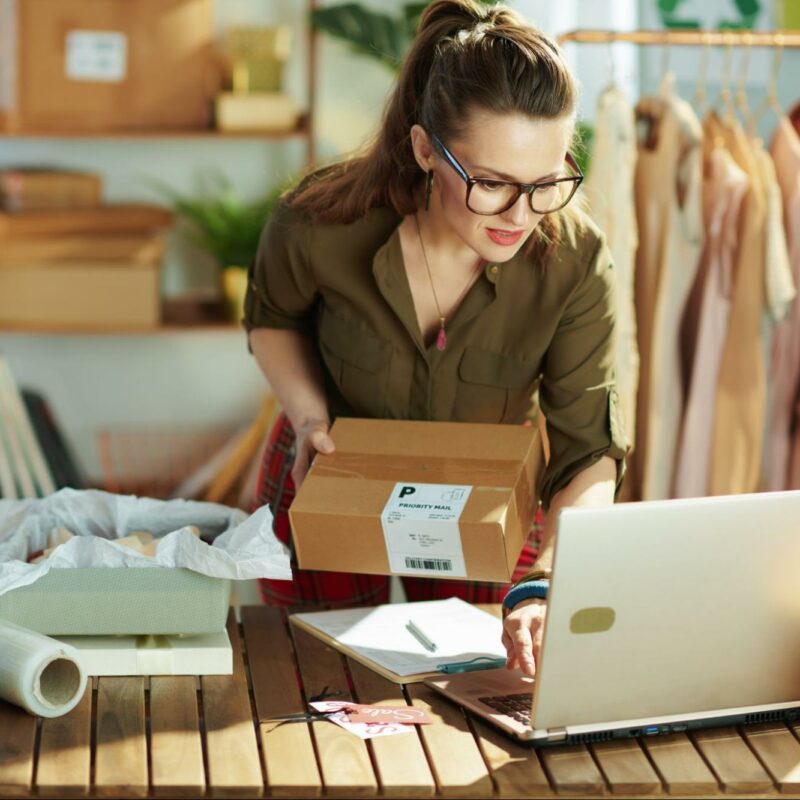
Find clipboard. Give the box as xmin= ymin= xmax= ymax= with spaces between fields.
xmin=289 ymin=598 xmax=508 ymax=684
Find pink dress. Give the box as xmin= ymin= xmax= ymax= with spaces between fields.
xmin=765 ymin=117 xmax=800 ymax=490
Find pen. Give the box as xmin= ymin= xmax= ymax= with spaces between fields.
xmin=406 ymin=619 xmax=438 ymax=652
xmin=437 ymin=656 xmax=508 ymax=674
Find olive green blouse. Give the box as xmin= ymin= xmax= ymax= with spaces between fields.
xmin=244 ymin=200 xmax=628 ymax=511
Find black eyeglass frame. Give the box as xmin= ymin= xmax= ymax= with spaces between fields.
xmin=431 ymin=133 xmax=584 ymax=216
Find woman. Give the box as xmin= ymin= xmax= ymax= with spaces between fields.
xmin=245 ymin=0 xmax=628 ymax=675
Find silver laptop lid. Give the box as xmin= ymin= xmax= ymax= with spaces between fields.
xmin=532 ymin=491 xmax=800 ymax=731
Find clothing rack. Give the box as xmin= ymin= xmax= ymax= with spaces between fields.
xmin=556 ymin=29 xmax=800 ymax=47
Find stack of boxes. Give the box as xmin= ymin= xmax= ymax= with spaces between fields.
xmin=0 ymin=168 xmax=172 ymax=330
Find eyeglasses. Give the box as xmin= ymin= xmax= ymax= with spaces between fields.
xmin=431 ymin=133 xmax=583 ymax=216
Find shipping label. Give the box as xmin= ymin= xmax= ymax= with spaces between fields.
xmin=65 ymin=31 xmax=128 ymax=83
xmin=380 ymin=483 xmax=472 ymax=577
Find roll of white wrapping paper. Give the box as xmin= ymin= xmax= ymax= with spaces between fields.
xmin=0 ymin=619 xmax=87 ymax=717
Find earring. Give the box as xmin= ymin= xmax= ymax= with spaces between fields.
xmin=424 ymin=170 xmax=434 ymax=211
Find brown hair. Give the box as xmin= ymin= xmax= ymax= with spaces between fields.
xmin=289 ymin=0 xmax=579 ymax=257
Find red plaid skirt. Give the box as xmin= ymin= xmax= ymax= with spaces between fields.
xmin=254 ymin=413 xmax=542 ymax=608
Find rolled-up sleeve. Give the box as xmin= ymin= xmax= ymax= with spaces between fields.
xmin=538 ymin=235 xmax=629 ymax=510
xmin=243 ymin=199 xmax=317 ymax=335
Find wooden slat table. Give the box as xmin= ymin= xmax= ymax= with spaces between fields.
xmin=2 ymin=605 xmax=800 ymax=799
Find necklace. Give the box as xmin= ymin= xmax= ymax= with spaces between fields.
xmin=413 ymin=213 xmax=480 ymax=351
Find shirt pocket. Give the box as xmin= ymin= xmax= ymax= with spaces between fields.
xmin=318 ymin=310 xmax=393 ymax=417
xmin=453 ymin=346 xmax=538 ymax=424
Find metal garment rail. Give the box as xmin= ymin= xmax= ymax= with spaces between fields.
xmin=556 ymin=29 xmax=800 ymax=47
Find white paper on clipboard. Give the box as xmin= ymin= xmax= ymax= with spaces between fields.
xmin=291 ymin=598 xmax=506 ymax=678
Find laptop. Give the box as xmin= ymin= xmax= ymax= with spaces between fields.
xmin=425 ymin=490 xmax=800 ymax=746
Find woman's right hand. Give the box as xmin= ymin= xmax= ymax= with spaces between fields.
xmin=291 ymin=418 xmax=335 ymax=488
xmin=502 ymin=597 xmax=548 ymax=677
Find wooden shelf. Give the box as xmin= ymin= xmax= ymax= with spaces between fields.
xmin=0 ymin=322 xmax=243 ymax=336
xmin=0 ymin=117 xmax=310 ymax=141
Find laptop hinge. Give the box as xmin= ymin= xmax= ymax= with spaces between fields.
xmin=547 ymin=727 xmax=567 ymax=743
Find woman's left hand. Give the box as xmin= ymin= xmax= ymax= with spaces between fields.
xmin=502 ymin=597 xmax=547 ymax=677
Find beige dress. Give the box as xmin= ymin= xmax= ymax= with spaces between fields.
xmin=584 ymin=85 xmax=640 ymax=451
xmin=673 ymin=142 xmax=748 ymax=497
xmin=706 ymin=113 xmax=768 ymax=495
xmin=765 ymin=117 xmax=800 ymax=490
xmin=632 ymin=75 xmax=703 ymax=500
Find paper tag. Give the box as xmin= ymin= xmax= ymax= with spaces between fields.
xmin=345 ymin=704 xmax=432 ymax=725
xmin=309 ymin=701 xmax=415 ymax=740
xmin=65 ymin=31 xmax=128 ymax=82
xmin=380 ymin=483 xmax=471 ymax=577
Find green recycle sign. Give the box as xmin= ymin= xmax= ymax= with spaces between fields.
xmin=657 ymin=0 xmax=762 ymax=30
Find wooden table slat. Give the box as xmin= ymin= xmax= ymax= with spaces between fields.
xmin=537 ymin=743 xmax=606 ymax=796
xmin=95 ymin=677 xmax=147 ymax=798
xmin=741 ymin=723 xmax=800 ymax=793
xmin=469 ymin=716 xmax=553 ymax=797
xmin=693 ymin=726 xmax=776 ymax=794
xmin=200 ymin=610 xmax=264 ymax=796
xmin=641 ymin=732 xmax=719 ymax=795
xmin=406 ymin=683 xmax=494 ymax=798
xmin=149 ymin=676 xmax=205 ymax=797
xmin=35 ymin=687 xmax=91 ymax=797
xmin=242 ymin=606 xmax=322 ymax=798
xmin=291 ymin=625 xmax=377 ymax=797
xmin=346 ymin=656 xmax=436 ymax=797
xmin=590 ymin=738 xmax=662 ymax=795
xmin=0 ymin=700 xmax=37 ymax=797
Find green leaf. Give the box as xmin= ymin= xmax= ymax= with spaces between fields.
xmin=312 ymin=5 xmax=406 ymax=70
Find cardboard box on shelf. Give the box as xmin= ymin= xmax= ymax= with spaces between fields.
xmin=0 ymin=0 xmax=219 ymax=132
xmin=0 ymin=261 xmax=161 ymax=330
xmin=0 ymin=232 xmax=166 ymax=266
xmin=0 ymin=204 xmax=173 ymax=238
xmin=289 ymin=418 xmax=544 ymax=583
xmin=215 ymin=92 xmax=299 ymax=133
xmin=0 ymin=168 xmax=103 ymax=212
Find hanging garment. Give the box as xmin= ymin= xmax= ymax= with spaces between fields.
xmin=755 ymin=144 xmax=795 ymax=323
xmin=673 ymin=142 xmax=748 ymax=498
xmin=764 ymin=116 xmax=800 ymax=491
xmin=583 ymin=85 xmax=640 ymax=451
xmin=790 ymin=407 xmax=800 ymax=489
xmin=632 ymin=75 xmax=703 ymax=500
xmin=706 ymin=113 xmax=768 ymax=495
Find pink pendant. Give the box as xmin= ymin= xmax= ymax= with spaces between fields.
xmin=436 ymin=326 xmax=447 ymax=351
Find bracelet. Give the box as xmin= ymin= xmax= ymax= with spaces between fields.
xmin=502 ymin=579 xmax=549 ymax=610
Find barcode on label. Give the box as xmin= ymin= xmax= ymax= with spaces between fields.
xmin=404 ymin=557 xmax=453 ymax=571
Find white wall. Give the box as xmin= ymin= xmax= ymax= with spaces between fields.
xmin=2 ymin=0 xmax=644 ymax=481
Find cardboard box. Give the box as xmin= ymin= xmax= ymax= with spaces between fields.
xmin=0 ymin=568 xmax=231 ymax=635
xmin=55 ymin=629 xmax=233 ymax=675
xmin=215 ymin=92 xmax=299 ymax=133
xmin=0 ymin=168 xmax=103 ymax=212
xmin=289 ymin=418 xmax=544 ymax=583
xmin=0 ymin=204 xmax=173 ymax=238
xmin=0 ymin=232 xmax=165 ymax=266
xmin=0 ymin=261 xmax=161 ymax=329
xmin=0 ymin=0 xmax=219 ymax=132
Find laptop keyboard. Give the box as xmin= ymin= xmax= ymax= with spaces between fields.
xmin=479 ymin=693 xmax=533 ymax=725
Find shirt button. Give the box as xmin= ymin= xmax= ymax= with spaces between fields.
xmin=489 ymin=264 xmax=500 ymax=276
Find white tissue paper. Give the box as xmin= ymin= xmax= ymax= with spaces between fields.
xmin=0 ymin=618 xmax=87 ymax=717
xmin=0 ymin=488 xmax=292 ymax=598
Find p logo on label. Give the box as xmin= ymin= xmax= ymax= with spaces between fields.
xmin=570 ymin=607 xmax=616 ymax=634
xmin=399 ymin=486 xmax=417 ymax=498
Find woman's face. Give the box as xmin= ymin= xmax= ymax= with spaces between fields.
xmin=414 ymin=109 xmax=574 ymax=262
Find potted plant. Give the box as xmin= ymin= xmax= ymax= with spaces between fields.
xmin=156 ymin=173 xmax=285 ymax=321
